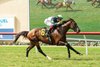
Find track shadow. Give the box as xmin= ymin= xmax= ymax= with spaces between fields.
xmin=65 ymin=9 xmax=82 ymax=12
xmin=53 ymin=57 xmax=68 ymax=60
xmin=55 ymin=9 xmax=82 ymax=12
xmin=53 ymin=57 xmax=93 ymax=61
xmin=69 ymin=58 xmax=93 ymax=61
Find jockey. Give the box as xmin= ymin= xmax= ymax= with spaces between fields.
xmin=44 ymin=15 xmax=63 ymax=42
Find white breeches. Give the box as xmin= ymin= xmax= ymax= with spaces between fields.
xmin=44 ymin=18 xmax=53 ymax=26
xmin=44 ymin=17 xmax=53 ymax=26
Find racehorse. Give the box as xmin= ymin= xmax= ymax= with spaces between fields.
xmin=13 ymin=18 xmax=82 ymax=60
xmin=37 ymin=0 xmax=55 ymax=8
xmin=87 ymin=0 xmax=100 ymax=7
xmin=55 ymin=0 xmax=75 ymax=10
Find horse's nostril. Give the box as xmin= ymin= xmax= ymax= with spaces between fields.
xmin=78 ymin=29 xmax=81 ymax=32
xmin=76 ymin=28 xmax=80 ymax=33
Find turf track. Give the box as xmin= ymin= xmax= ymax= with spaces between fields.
xmin=0 ymin=45 xmax=100 ymax=67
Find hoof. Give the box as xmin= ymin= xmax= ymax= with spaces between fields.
xmin=79 ymin=53 xmax=83 ymax=55
xmin=26 ymin=57 xmax=28 ymax=59
xmin=46 ymin=56 xmax=52 ymax=60
xmin=77 ymin=52 xmax=83 ymax=55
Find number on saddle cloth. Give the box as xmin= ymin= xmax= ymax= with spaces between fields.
xmin=39 ymin=28 xmax=48 ymax=36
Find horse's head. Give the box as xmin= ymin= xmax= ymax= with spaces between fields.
xmin=62 ymin=18 xmax=80 ymax=33
xmin=68 ymin=18 xmax=80 ymax=33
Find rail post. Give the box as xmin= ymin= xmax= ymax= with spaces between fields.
xmin=83 ymin=35 xmax=88 ymax=56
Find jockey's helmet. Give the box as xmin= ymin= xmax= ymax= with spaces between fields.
xmin=57 ymin=15 xmax=63 ymax=19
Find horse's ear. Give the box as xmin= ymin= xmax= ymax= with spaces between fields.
xmin=68 ymin=17 xmax=72 ymax=20
xmin=62 ymin=21 xmax=66 ymax=24
xmin=69 ymin=18 xmax=74 ymax=21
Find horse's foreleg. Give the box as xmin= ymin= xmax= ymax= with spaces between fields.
xmin=58 ymin=41 xmax=71 ymax=58
xmin=96 ymin=2 xmax=100 ymax=7
xmin=58 ymin=41 xmax=82 ymax=58
xmin=66 ymin=45 xmax=70 ymax=58
xmin=37 ymin=2 xmax=40 ymax=5
xmin=36 ymin=43 xmax=52 ymax=60
xmin=92 ymin=1 xmax=95 ymax=6
xmin=67 ymin=5 xmax=73 ymax=10
xmin=66 ymin=43 xmax=82 ymax=55
xmin=37 ymin=0 xmax=40 ymax=5
xmin=26 ymin=42 xmax=35 ymax=58
xmin=41 ymin=3 xmax=49 ymax=8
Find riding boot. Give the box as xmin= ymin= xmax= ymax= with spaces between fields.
xmin=47 ymin=25 xmax=57 ymax=44
xmin=47 ymin=29 xmax=52 ymax=42
xmin=47 ymin=24 xmax=60 ymax=37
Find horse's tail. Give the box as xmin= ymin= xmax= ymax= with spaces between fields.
xmin=13 ymin=31 xmax=29 ymax=44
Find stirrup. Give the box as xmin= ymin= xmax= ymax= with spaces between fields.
xmin=48 ymin=37 xmax=52 ymax=44
xmin=47 ymin=30 xmax=51 ymax=37
xmin=47 ymin=34 xmax=50 ymax=37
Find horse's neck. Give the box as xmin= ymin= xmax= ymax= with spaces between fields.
xmin=62 ymin=26 xmax=69 ymax=33
xmin=60 ymin=21 xmax=71 ymax=34
xmin=57 ymin=26 xmax=70 ymax=35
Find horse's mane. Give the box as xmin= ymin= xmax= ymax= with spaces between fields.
xmin=55 ymin=18 xmax=74 ymax=28
xmin=62 ymin=18 xmax=74 ymax=24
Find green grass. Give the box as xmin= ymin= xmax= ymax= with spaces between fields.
xmin=30 ymin=0 xmax=100 ymax=32
xmin=29 ymin=0 xmax=100 ymax=39
xmin=0 ymin=46 xmax=100 ymax=67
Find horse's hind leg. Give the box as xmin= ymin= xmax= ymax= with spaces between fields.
xmin=37 ymin=0 xmax=41 ymax=5
xmin=69 ymin=6 xmax=73 ymax=10
xmin=58 ymin=41 xmax=71 ymax=58
xmin=67 ymin=4 xmax=73 ymax=10
xmin=36 ymin=43 xmax=52 ymax=60
xmin=26 ymin=42 xmax=35 ymax=58
xmin=96 ymin=2 xmax=100 ymax=7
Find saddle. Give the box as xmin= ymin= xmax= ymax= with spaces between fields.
xmin=39 ymin=28 xmax=48 ymax=36
xmin=39 ymin=27 xmax=52 ymax=44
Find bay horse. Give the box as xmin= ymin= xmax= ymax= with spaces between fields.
xmin=55 ymin=0 xmax=75 ymax=10
xmin=37 ymin=0 xmax=55 ymax=8
xmin=13 ymin=18 xmax=82 ymax=60
xmin=87 ymin=0 xmax=100 ymax=7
